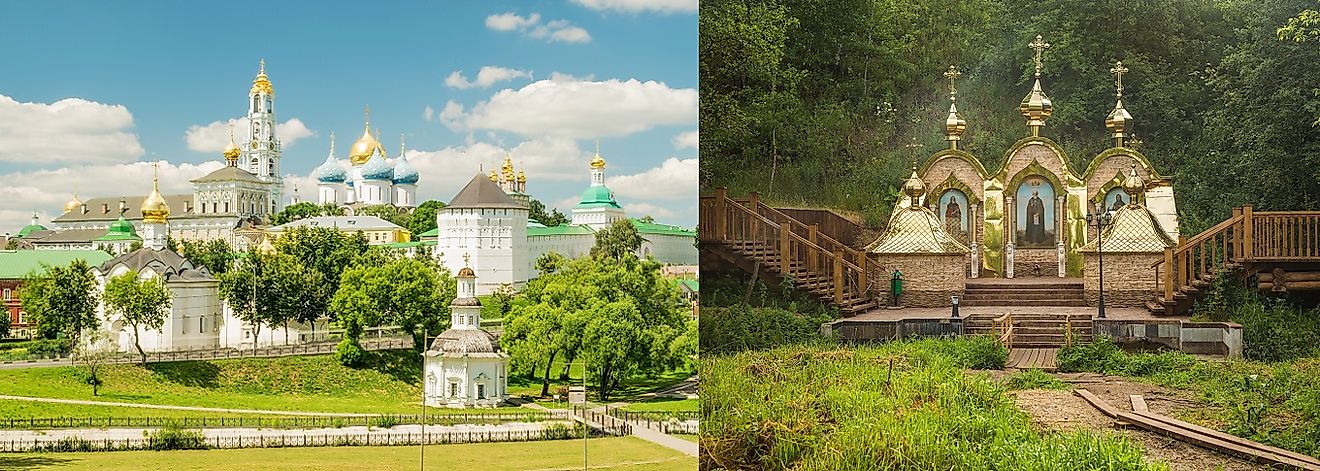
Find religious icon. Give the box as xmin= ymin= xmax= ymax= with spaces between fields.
xmin=1015 ymin=177 xmax=1055 ymax=247
xmin=1103 ymin=187 xmax=1128 ymax=214
xmin=939 ymin=189 xmax=969 ymax=243
xmin=1110 ymin=194 xmax=1126 ymax=212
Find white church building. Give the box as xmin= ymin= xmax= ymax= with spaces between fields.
xmin=424 ymin=262 xmax=509 ymax=408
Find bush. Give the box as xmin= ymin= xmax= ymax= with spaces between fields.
xmin=1056 ymin=337 xmax=1198 ymax=379
xmin=0 ymin=338 xmax=69 ymax=357
xmin=148 ymin=424 xmax=208 ymax=450
xmin=335 ymin=338 xmax=366 ymax=367
xmin=370 ymin=414 xmax=400 ymax=428
xmin=33 ymin=437 xmax=94 ymax=452
xmin=1231 ymin=299 xmax=1320 ymax=362
xmin=542 ymin=422 xmax=574 ymax=440
xmin=1004 ymin=369 xmax=1068 ymax=390
xmin=699 ymin=305 xmax=829 ymax=354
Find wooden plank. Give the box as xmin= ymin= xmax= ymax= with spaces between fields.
xmin=1133 ymin=411 xmax=1320 ymax=468
xmin=1074 ymin=389 xmax=1122 ymax=419
xmin=1129 ymin=395 xmax=1148 ymax=412
xmin=1118 ymin=411 xmax=1320 ymax=470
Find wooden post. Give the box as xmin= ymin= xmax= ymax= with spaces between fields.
xmin=1178 ymin=235 xmax=1187 ymax=289
xmin=834 ymin=250 xmax=845 ymax=304
xmin=714 ymin=187 xmax=728 ymax=241
xmin=1230 ymin=206 xmax=1243 ymax=261
xmin=857 ymin=254 xmax=868 ymax=296
xmin=1242 ymin=204 xmax=1254 ymax=261
xmin=780 ymin=223 xmax=791 ymax=274
xmin=748 ymin=191 xmax=760 ymax=239
xmin=1163 ymin=247 xmax=1174 ymax=302
xmin=808 ymin=224 xmax=819 ymax=271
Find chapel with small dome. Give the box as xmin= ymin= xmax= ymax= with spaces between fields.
xmin=424 ymin=256 xmax=509 ymax=408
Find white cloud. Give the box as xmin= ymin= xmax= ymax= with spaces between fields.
xmin=672 ymin=130 xmax=698 ymax=150
xmin=0 ymin=160 xmax=225 ymax=232
xmin=423 ymin=105 xmax=435 ymax=122
xmin=0 ymin=94 xmax=144 ymax=164
xmin=184 ymin=117 xmax=315 ymax=153
xmin=385 ymin=137 xmax=589 ymax=204
xmin=485 ymin=12 xmax=540 ymax=31
xmin=446 ymin=78 xmax=696 ymax=138
xmin=485 ymin=12 xmax=591 ymax=44
xmin=606 ymin=157 xmax=696 ymax=200
xmin=571 ymin=0 xmax=697 ymax=14
xmin=445 ymin=66 xmax=532 ymax=90
xmin=623 ymin=202 xmax=677 ymax=220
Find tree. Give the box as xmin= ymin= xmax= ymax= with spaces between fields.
xmin=503 ymin=254 xmax=686 ymax=400
xmin=272 ymin=226 xmax=369 ymax=326
xmin=330 ymin=257 xmax=454 ymax=355
xmin=529 ymin=199 xmax=569 ymax=227
xmin=357 ymin=205 xmax=410 ymax=229
xmin=271 ymin=202 xmax=323 ymax=225
xmin=219 ymin=250 xmax=322 ymax=346
xmin=0 ymin=308 xmax=9 ymax=338
xmin=535 ymin=251 xmax=567 ymax=275
xmin=590 ymin=219 xmax=644 ymax=260
xmin=408 ymin=200 xmax=446 ymax=236
xmin=20 ymin=260 xmax=99 ymax=349
xmin=103 ymin=270 xmax=172 ymax=365
xmin=75 ymin=328 xmax=116 ymax=396
xmin=177 ymin=239 xmax=236 ymax=276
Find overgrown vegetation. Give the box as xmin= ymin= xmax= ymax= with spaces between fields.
xmin=1191 ymin=268 xmax=1320 ymax=362
xmin=1058 ymin=337 xmax=1320 ymax=457
xmin=698 ymin=273 xmax=841 ymax=354
xmin=1003 ymin=369 xmax=1069 ymax=390
xmin=702 ymin=337 xmax=1163 ymax=470
xmin=701 ymin=0 xmax=1320 ymax=234
xmin=147 ymin=424 xmax=209 ymax=450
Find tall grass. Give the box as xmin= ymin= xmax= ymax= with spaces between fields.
xmin=1058 ymin=337 xmax=1320 ymax=457
xmin=701 ymin=336 xmax=1165 ymax=470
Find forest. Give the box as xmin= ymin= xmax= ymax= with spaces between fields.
xmin=700 ymin=0 xmax=1320 ymax=233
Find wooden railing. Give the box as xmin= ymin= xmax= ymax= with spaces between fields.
xmin=1153 ymin=205 xmax=1320 ymax=307
xmin=993 ymin=312 xmax=1013 ymax=349
xmin=774 ymin=207 xmax=867 ymax=249
xmin=700 ymin=188 xmax=874 ymax=305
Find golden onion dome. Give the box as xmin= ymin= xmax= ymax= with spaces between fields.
xmin=590 ymin=152 xmax=606 ymax=170
xmin=250 ymin=59 xmax=273 ymax=96
xmin=945 ymin=102 xmax=967 ymax=141
xmin=141 ymin=164 xmax=171 ymax=223
xmin=349 ymin=125 xmax=380 ymax=166
xmin=64 ymin=193 xmax=83 ymax=213
xmin=1121 ymin=164 xmax=1144 ymax=200
xmin=902 ymin=165 xmax=926 ymax=206
xmin=223 ymin=129 xmax=242 ymax=163
xmin=517 ymin=168 xmax=527 ymax=183
xmin=1105 ymin=99 xmax=1132 ymax=142
xmin=489 ymin=169 xmax=498 ymax=181
xmin=1019 ymin=77 xmax=1053 ymax=134
xmin=457 ymin=266 xmax=476 ymax=278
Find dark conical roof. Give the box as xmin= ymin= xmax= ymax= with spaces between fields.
xmin=447 ymin=173 xmax=524 ymax=209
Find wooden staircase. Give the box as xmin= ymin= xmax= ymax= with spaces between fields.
xmin=967 ymin=311 xmax=1092 ymax=348
xmin=962 ymin=279 xmax=1086 ymax=307
xmin=700 ymin=189 xmax=880 ymax=316
xmin=1149 ymin=205 xmax=1320 ymax=316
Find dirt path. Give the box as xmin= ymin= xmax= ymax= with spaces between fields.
xmin=1009 ymin=374 xmax=1271 ymax=471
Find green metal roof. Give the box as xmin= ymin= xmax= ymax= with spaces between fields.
xmin=630 ymin=219 xmax=695 ymax=237
xmin=678 ymin=279 xmax=698 ymax=292
xmin=417 ymin=228 xmax=439 ymax=238
xmin=576 ymin=185 xmax=621 ymax=209
xmin=382 ymin=240 xmax=437 ymax=248
xmin=0 ymin=250 xmax=114 ymax=279
xmin=17 ymin=224 xmax=47 ymax=237
xmin=93 ymin=216 xmax=140 ymax=242
xmin=527 ymin=224 xmax=595 ymax=237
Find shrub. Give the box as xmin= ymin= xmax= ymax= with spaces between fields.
xmin=699 ymin=305 xmax=830 ymax=354
xmin=33 ymin=437 xmax=94 ymax=452
xmin=542 ymin=422 xmax=574 ymax=440
xmin=148 ymin=424 xmax=208 ymax=450
xmin=335 ymin=338 xmax=366 ymax=367
xmin=370 ymin=414 xmax=400 ymax=428
xmin=1004 ymin=369 xmax=1068 ymax=390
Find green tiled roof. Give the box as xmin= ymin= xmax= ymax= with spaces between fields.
xmin=93 ymin=216 xmax=140 ymax=242
xmin=17 ymin=223 xmax=47 ymax=237
xmin=630 ymin=219 xmax=695 ymax=237
xmin=679 ymin=279 xmax=698 ymax=292
xmin=417 ymin=228 xmax=439 ymax=238
xmin=576 ymin=185 xmax=621 ymax=209
xmin=527 ymin=224 xmax=595 ymax=236
xmin=0 ymin=250 xmax=114 ymax=279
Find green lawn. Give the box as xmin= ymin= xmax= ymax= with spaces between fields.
xmin=507 ymin=359 xmax=693 ymax=402
xmin=0 ymin=352 xmax=524 ymax=416
xmin=0 ymin=436 xmax=694 ymax=471
xmin=618 ymin=397 xmax=698 ymax=413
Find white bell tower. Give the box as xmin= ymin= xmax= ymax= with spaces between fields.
xmin=243 ymin=59 xmax=283 ymax=215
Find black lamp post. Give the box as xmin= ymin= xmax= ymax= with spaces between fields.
xmin=1085 ymin=202 xmax=1113 ymax=319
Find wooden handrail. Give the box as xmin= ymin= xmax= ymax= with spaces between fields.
xmin=993 ymin=312 xmax=1013 ymax=349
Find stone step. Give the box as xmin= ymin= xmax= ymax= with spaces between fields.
xmin=965 ymin=282 xmax=1083 ymax=291
xmin=961 ymin=299 xmax=1088 ymax=307
xmin=961 ymin=293 xmax=1083 ymax=301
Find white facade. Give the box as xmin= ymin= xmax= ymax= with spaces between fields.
xmin=313 ymin=129 xmax=419 ymax=210
xmin=93 ymin=258 xmax=222 ymax=353
xmin=437 ymin=207 xmax=528 ymax=295
xmin=241 ymin=60 xmax=283 ymax=214
xmin=424 ymin=268 xmax=509 ymax=408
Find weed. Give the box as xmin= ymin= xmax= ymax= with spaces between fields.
xmin=1004 ymin=369 xmax=1068 ymax=390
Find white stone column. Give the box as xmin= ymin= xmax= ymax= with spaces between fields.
xmin=969 ymin=203 xmax=980 ymax=278
xmin=1005 ymin=196 xmax=1015 ymax=278
xmin=1056 ymin=195 xmax=1067 ymax=277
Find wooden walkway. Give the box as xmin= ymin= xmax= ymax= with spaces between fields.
xmin=1005 ymin=348 xmax=1058 ymax=371
xmin=1076 ymin=389 xmax=1320 ymax=470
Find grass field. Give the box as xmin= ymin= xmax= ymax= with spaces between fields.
xmin=0 ymin=436 xmax=694 ymax=471
xmin=703 ymin=337 xmax=1166 ymax=470
xmin=619 ymin=397 xmax=698 ymax=413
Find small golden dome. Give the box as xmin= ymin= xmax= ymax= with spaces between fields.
xmin=1019 ymin=78 xmax=1053 ymax=134
xmin=517 ymin=169 xmax=526 ymax=183
xmin=501 ymin=154 xmax=515 ymax=180
xmin=489 ymin=169 xmax=498 ymax=181
xmin=457 ymin=267 xmax=476 ymax=278
xmin=590 ymin=152 xmax=606 ymax=169
xmin=64 ymin=193 xmax=83 ymax=213
xmin=250 ymin=59 xmax=273 ymax=96
xmin=223 ymin=127 xmax=241 ymax=163
xmin=141 ymin=164 xmax=170 ymax=224
xmin=349 ymin=125 xmax=381 ymax=166
xmin=902 ymin=165 xmax=926 ymax=206
xmin=1122 ymin=164 xmax=1144 ymax=200
xmin=945 ymin=102 xmax=967 ymax=140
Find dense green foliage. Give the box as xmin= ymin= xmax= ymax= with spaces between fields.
xmin=529 ymin=198 xmax=570 ymax=227
xmin=407 ymin=199 xmax=446 ymax=236
xmin=271 ymin=226 xmax=370 ymax=324
xmin=502 ymin=254 xmax=690 ymax=400
xmin=220 ymin=250 xmax=323 ymax=345
xmin=103 ymin=270 xmax=173 ymax=365
xmin=147 ymin=424 xmax=208 ymax=450
xmin=270 ymin=202 xmax=344 ymax=225
xmin=329 ymin=256 xmax=455 ymax=356
xmin=19 ymin=259 xmax=98 ymax=345
xmin=1192 ymin=268 xmax=1320 ymax=362
xmin=1057 ymin=337 xmax=1320 ymax=457
xmin=1003 ymin=369 xmax=1068 ymax=390
xmin=177 ymin=238 xmax=237 ymax=275
xmin=701 ymin=0 xmax=1320 ymax=233
xmin=590 ymin=219 xmax=645 ymax=260
xmin=699 ymin=305 xmax=829 ymax=355
xmin=702 ymin=338 xmax=1161 ymax=470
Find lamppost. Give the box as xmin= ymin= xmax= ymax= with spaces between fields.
xmin=1085 ymin=203 xmax=1113 ymax=319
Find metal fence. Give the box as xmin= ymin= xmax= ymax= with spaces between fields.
xmin=0 ymin=411 xmax=562 ymax=430
xmin=603 ymin=408 xmax=700 ymax=434
xmin=571 ymin=407 xmax=633 ymax=436
xmin=0 ymin=427 xmax=585 ymax=452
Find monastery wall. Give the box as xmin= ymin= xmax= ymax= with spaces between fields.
xmin=874 ymin=253 xmax=964 ymax=308
xmin=1083 ymin=251 xmax=1161 ymax=307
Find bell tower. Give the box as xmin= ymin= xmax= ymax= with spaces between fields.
xmin=243 ymin=59 xmax=283 ymax=215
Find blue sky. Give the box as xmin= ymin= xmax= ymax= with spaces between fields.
xmin=0 ymin=0 xmax=697 ymax=232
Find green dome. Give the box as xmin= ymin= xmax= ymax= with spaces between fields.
xmin=17 ymin=223 xmax=46 ymax=237
xmin=94 ymin=215 xmax=141 ymax=242
xmin=577 ymin=185 xmax=621 ymax=209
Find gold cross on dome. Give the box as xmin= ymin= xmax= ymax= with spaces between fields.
xmin=363 ymin=105 xmax=371 ymax=126
xmin=463 ymin=252 xmax=471 ymax=267
xmin=1110 ymin=61 xmax=1129 ymax=98
xmin=1028 ymin=34 xmax=1050 ymax=76
xmin=943 ymin=65 xmax=961 ymax=99
xmin=259 ymin=58 xmax=265 ymax=73
xmin=904 ymin=139 xmax=923 ymax=159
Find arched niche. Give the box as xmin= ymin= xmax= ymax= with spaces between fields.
xmin=1006 ymin=160 xmax=1065 ymax=249
xmin=920 ymin=149 xmax=988 ymax=201
xmin=1082 ymin=147 xmax=1160 ymax=202
xmin=995 ymin=137 xmax=1079 ymax=186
